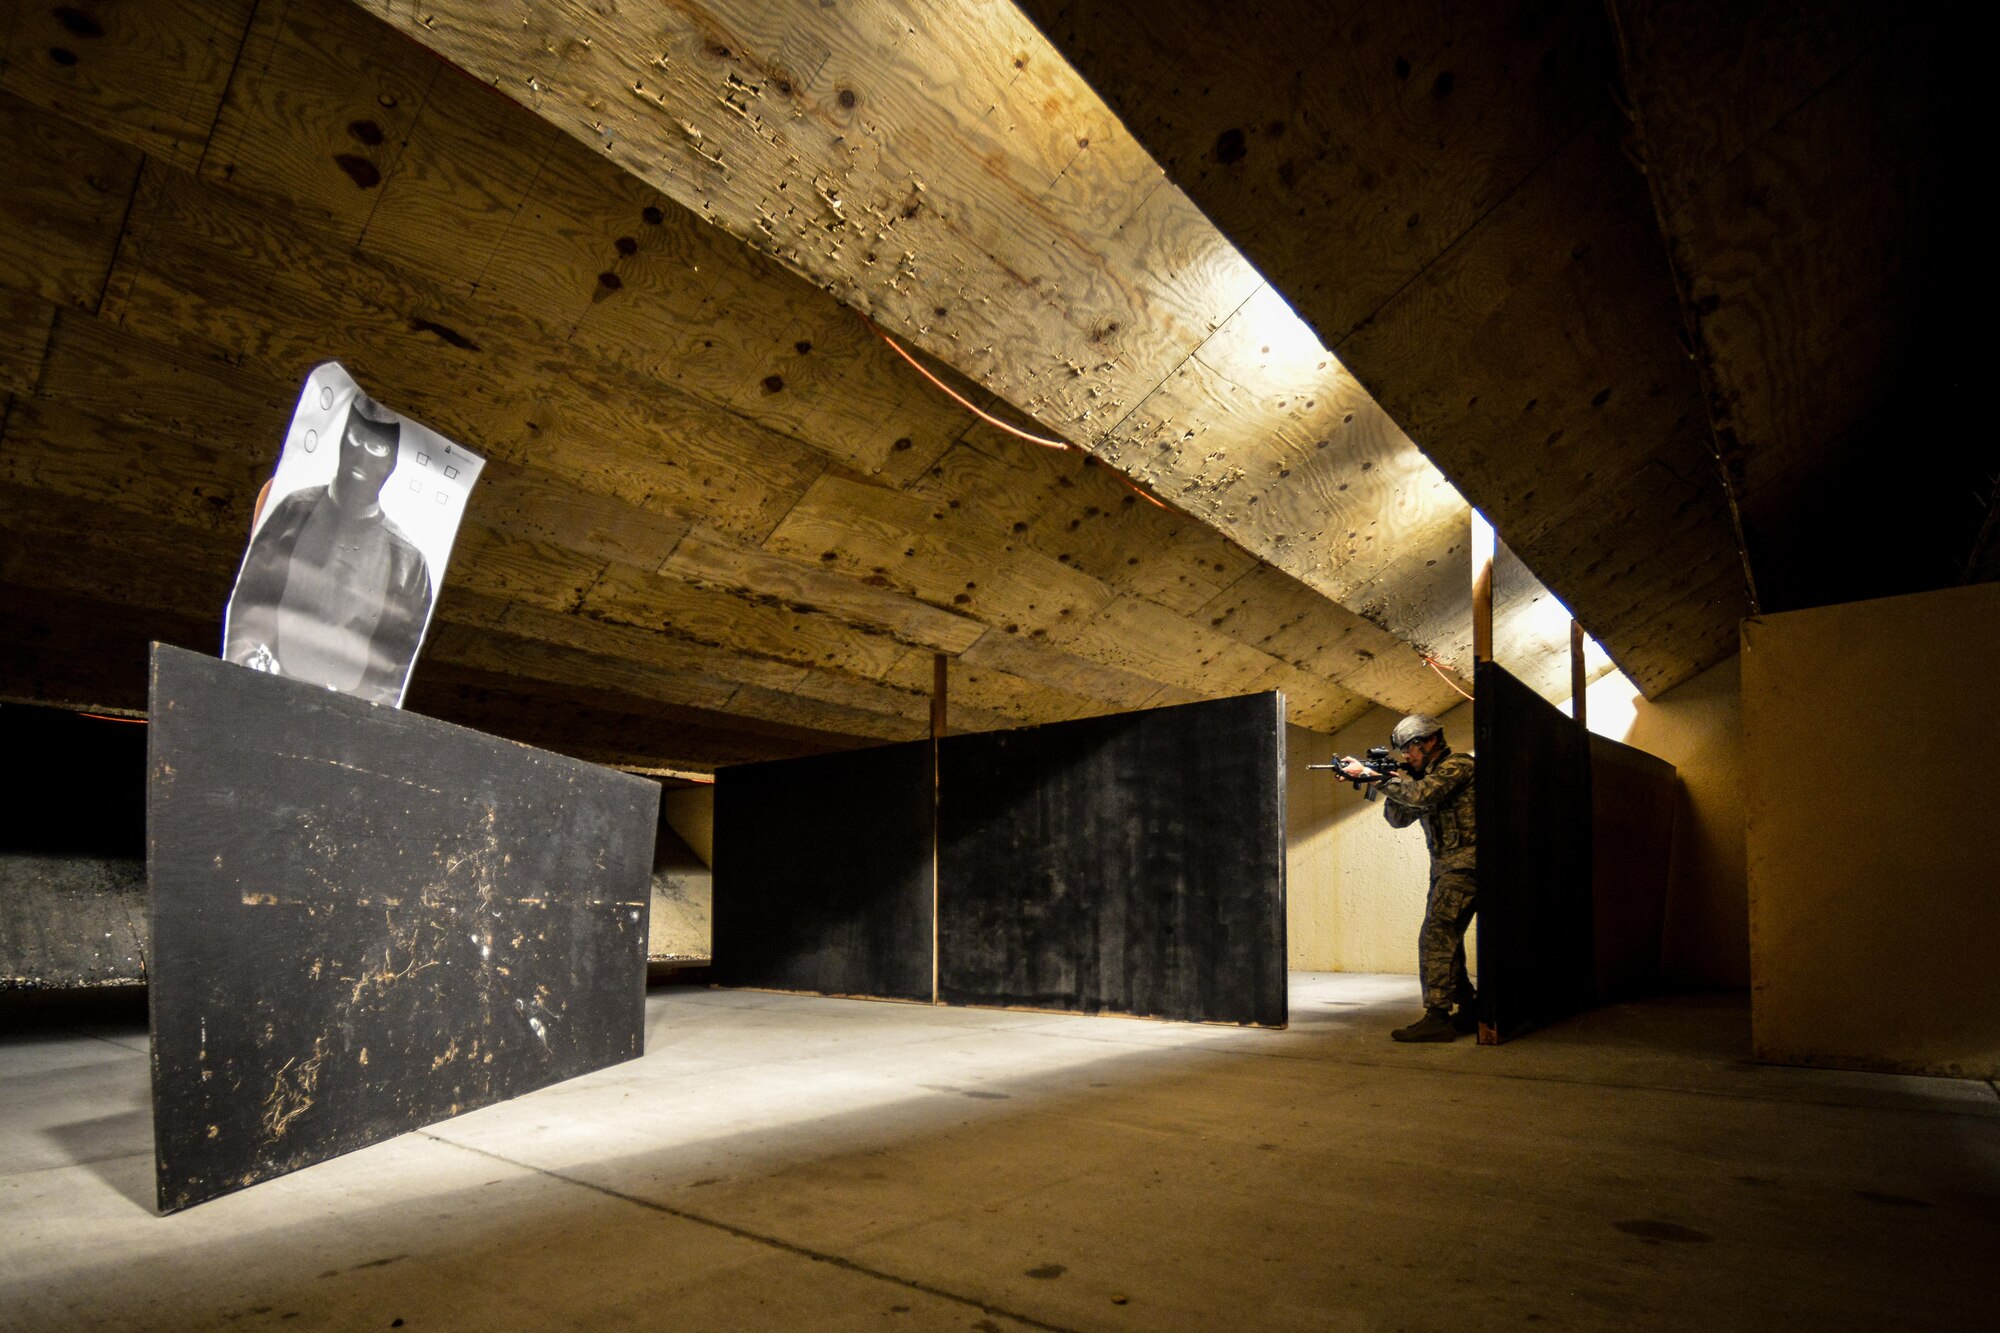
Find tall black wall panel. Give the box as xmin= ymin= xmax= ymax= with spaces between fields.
xmin=146 ymin=646 xmax=658 ymax=1212
xmin=709 ymin=740 xmax=935 ymax=1001
xmin=1475 ymin=661 xmax=1594 ymax=1042
xmin=936 ymin=693 xmax=1287 ymax=1027
xmin=1589 ymin=733 xmax=1678 ymax=1002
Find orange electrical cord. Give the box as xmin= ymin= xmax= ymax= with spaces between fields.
xmin=873 ymin=316 xmax=1476 ymax=697
xmin=871 ymin=322 xmax=1068 ymax=451
xmin=867 ymin=320 xmax=1171 ymax=511
xmin=81 ymin=712 xmax=148 ymax=724
xmin=1421 ymin=653 xmax=1476 ymax=703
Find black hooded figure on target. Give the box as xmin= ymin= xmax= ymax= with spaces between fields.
xmin=224 ymin=393 xmax=433 ymax=706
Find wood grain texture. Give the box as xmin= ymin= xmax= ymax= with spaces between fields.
xmin=1018 ymin=0 xmax=1610 ymax=346
xmin=198 ymin=0 xmax=433 ymax=239
xmin=881 ymin=646 xmax=1096 ymax=728
xmin=0 ymin=0 xmax=253 ymax=171
xmin=3 ymin=0 xmax=1591 ymax=784
xmin=663 ymin=523 xmax=986 ymax=655
xmin=909 ymin=432 xmax=1260 ymax=618
xmin=90 ymin=62 xmax=1392 ymax=720
xmin=0 ymin=304 xmax=1182 ymax=746
xmin=403 ymin=663 xmax=878 ymax=769
xmin=1608 ymin=0 xmax=1879 ymax=215
xmin=461 ymin=594 xmax=807 ymax=696
xmin=1615 ymin=1 xmax=1963 ymax=615
xmin=0 ymin=89 xmax=144 ymax=311
xmin=346 ymin=0 xmax=1497 ymax=671
xmin=0 ymin=392 xmax=268 ymax=538
xmin=1192 ymin=563 xmax=1469 ymax=716
xmin=1097 ymin=297 xmax=1464 ymax=607
xmin=0 ymin=287 xmax=58 ymax=398
xmin=1006 ymin=0 xmax=1756 ymax=695
xmin=581 ymin=560 xmax=912 ymax=681
xmin=1617 ymin=3 xmax=1958 ymax=609
xmin=760 ymin=467 xmax=1119 ymax=635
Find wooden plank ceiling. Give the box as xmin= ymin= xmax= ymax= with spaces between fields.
xmin=1 ymin=0 xmax=1492 ymax=774
xmin=336 ymin=0 xmax=1728 ymax=696
xmin=1011 ymin=0 xmax=1977 ymax=642
xmin=7 ymin=0 xmax=1948 ymax=773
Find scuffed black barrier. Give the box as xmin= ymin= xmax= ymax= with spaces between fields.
xmin=147 ymin=645 xmax=657 ymax=1212
xmin=938 ymin=693 xmax=1288 ymax=1027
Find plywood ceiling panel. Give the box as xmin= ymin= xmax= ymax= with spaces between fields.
xmin=4 ymin=0 xmax=1958 ymax=775
xmin=344 ymin=0 xmax=1560 ymax=696
xmin=0 ymin=0 xmax=1457 ymax=769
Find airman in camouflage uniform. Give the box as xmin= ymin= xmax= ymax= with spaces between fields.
xmin=1340 ymin=713 xmax=1478 ymax=1042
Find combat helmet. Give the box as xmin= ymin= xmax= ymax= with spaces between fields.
xmin=1389 ymin=713 xmax=1444 ymax=748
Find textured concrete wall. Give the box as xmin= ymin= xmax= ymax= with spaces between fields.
xmin=1286 ymin=700 xmax=1475 ymax=974
xmin=1743 ymin=584 xmax=2000 ymax=1078
xmin=0 ymin=854 xmax=148 ymax=988
xmin=0 ymin=705 xmax=150 ymax=989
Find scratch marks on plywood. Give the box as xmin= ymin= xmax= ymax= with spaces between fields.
xmin=271 ymin=750 xmax=447 ymax=797
xmin=260 ymin=1037 xmax=326 ymax=1141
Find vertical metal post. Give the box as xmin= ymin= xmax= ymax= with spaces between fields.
xmin=1471 ymin=510 xmax=1495 ymax=664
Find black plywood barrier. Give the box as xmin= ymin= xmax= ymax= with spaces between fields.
xmin=710 ymin=740 xmax=934 ymax=1001
xmin=1474 ymin=661 xmax=1593 ymax=1042
xmin=937 ymin=693 xmax=1287 ymax=1026
xmin=1588 ymin=734 xmax=1678 ymax=1001
xmin=146 ymin=645 xmax=659 ymax=1212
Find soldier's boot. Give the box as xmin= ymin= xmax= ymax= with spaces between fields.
xmin=1450 ymin=992 xmax=1480 ymax=1034
xmin=1390 ymin=1008 xmax=1459 ymax=1043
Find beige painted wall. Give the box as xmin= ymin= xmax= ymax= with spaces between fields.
xmin=1574 ymin=656 xmax=1749 ymax=987
xmin=1743 ymin=583 xmax=2000 ymax=1079
xmin=663 ymin=786 xmax=715 ymax=867
xmin=1285 ymin=653 xmax=1749 ymax=987
xmin=1286 ymin=700 xmax=1475 ymax=974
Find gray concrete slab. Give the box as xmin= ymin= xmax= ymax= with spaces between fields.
xmin=2 ymin=975 xmax=1993 ymax=1330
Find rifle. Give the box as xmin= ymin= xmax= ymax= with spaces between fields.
xmin=1307 ymin=746 xmax=1405 ymax=800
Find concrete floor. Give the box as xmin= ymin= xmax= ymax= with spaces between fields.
xmin=2 ymin=973 xmax=1995 ymax=1331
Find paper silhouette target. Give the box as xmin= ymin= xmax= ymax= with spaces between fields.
xmin=223 ymin=363 xmax=484 ymax=707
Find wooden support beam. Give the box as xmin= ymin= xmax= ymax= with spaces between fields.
xmin=930 ymin=652 xmax=948 ymax=740
xmin=1571 ymin=619 xmax=1588 ymax=731
xmin=1472 ymin=510 xmax=1495 ymax=665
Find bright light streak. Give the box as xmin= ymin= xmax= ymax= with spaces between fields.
xmin=1470 ymin=509 xmax=1496 ymax=575
xmin=1558 ymin=627 xmax=1641 ymax=740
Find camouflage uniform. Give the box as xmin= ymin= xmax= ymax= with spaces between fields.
xmin=1379 ymin=750 xmax=1477 ymax=1014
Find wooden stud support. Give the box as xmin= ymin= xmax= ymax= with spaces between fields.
xmin=1471 ymin=509 xmax=1496 ymax=664
xmin=930 ymin=650 xmax=946 ymax=1004
xmin=1571 ymin=618 xmax=1588 ymax=731
xmin=930 ymin=652 xmax=949 ymax=739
